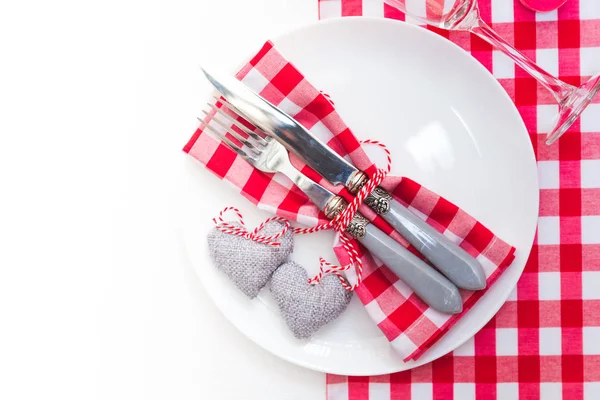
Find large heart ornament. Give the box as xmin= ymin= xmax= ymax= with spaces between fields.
xmin=207 ymin=221 xmax=293 ymax=299
xmin=270 ymin=261 xmax=353 ymax=339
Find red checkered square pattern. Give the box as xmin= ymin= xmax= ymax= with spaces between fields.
xmin=185 ymin=42 xmax=515 ymax=364
xmin=319 ymin=0 xmax=600 ymax=399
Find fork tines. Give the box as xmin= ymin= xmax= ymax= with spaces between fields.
xmin=197 ymin=97 xmax=268 ymax=160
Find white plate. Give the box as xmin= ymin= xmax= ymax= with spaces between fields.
xmin=177 ymin=17 xmax=538 ymax=375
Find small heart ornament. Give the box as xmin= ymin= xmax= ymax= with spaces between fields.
xmin=207 ymin=221 xmax=293 ymax=299
xmin=270 ymin=261 xmax=353 ymax=339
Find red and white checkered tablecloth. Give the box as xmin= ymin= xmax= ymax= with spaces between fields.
xmin=320 ymin=0 xmax=600 ymax=399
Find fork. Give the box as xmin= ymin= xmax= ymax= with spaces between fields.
xmin=198 ymin=101 xmax=463 ymax=314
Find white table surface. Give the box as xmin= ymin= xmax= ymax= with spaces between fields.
xmin=0 ymin=1 xmax=325 ymax=399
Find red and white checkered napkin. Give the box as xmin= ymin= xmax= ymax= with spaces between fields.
xmin=321 ymin=0 xmax=600 ymax=399
xmin=184 ymin=41 xmax=515 ymax=361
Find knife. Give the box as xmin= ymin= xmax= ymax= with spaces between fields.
xmin=202 ymin=68 xmax=486 ymax=291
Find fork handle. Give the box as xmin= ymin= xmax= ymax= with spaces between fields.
xmin=365 ymin=188 xmax=486 ymax=290
xmin=354 ymin=218 xmax=463 ymax=314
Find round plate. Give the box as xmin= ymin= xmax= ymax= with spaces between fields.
xmin=177 ymin=17 xmax=538 ymax=375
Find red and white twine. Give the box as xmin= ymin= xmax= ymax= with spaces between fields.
xmin=212 ymin=207 xmax=291 ymax=247
xmin=213 ymin=140 xmax=392 ymax=291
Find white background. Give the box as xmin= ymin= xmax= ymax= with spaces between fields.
xmin=0 ymin=1 xmax=324 ymax=399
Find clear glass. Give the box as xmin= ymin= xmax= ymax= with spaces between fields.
xmin=384 ymin=0 xmax=600 ymax=144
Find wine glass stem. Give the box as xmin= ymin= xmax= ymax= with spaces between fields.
xmin=468 ymin=19 xmax=574 ymax=103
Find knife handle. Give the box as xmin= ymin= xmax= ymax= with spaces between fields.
xmin=364 ymin=188 xmax=486 ymax=290
xmin=352 ymin=216 xmax=463 ymax=314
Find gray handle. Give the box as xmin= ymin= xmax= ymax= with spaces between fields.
xmin=382 ymin=198 xmax=486 ymax=290
xmin=357 ymin=224 xmax=463 ymax=314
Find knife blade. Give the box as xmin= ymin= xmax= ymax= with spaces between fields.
xmin=202 ymin=67 xmax=487 ymax=291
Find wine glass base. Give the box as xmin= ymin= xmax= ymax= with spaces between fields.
xmin=546 ymin=74 xmax=600 ymax=145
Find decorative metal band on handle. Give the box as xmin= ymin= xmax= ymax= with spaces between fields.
xmin=324 ymin=196 xmax=347 ymax=219
xmin=346 ymin=213 xmax=369 ymax=239
xmin=364 ymin=186 xmax=392 ymax=214
xmin=346 ymin=170 xmax=392 ymax=216
xmin=346 ymin=171 xmax=369 ymax=194
xmin=323 ymin=196 xmax=369 ymax=239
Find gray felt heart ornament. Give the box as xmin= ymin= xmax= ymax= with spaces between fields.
xmin=270 ymin=261 xmax=353 ymax=339
xmin=207 ymin=221 xmax=293 ymax=299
